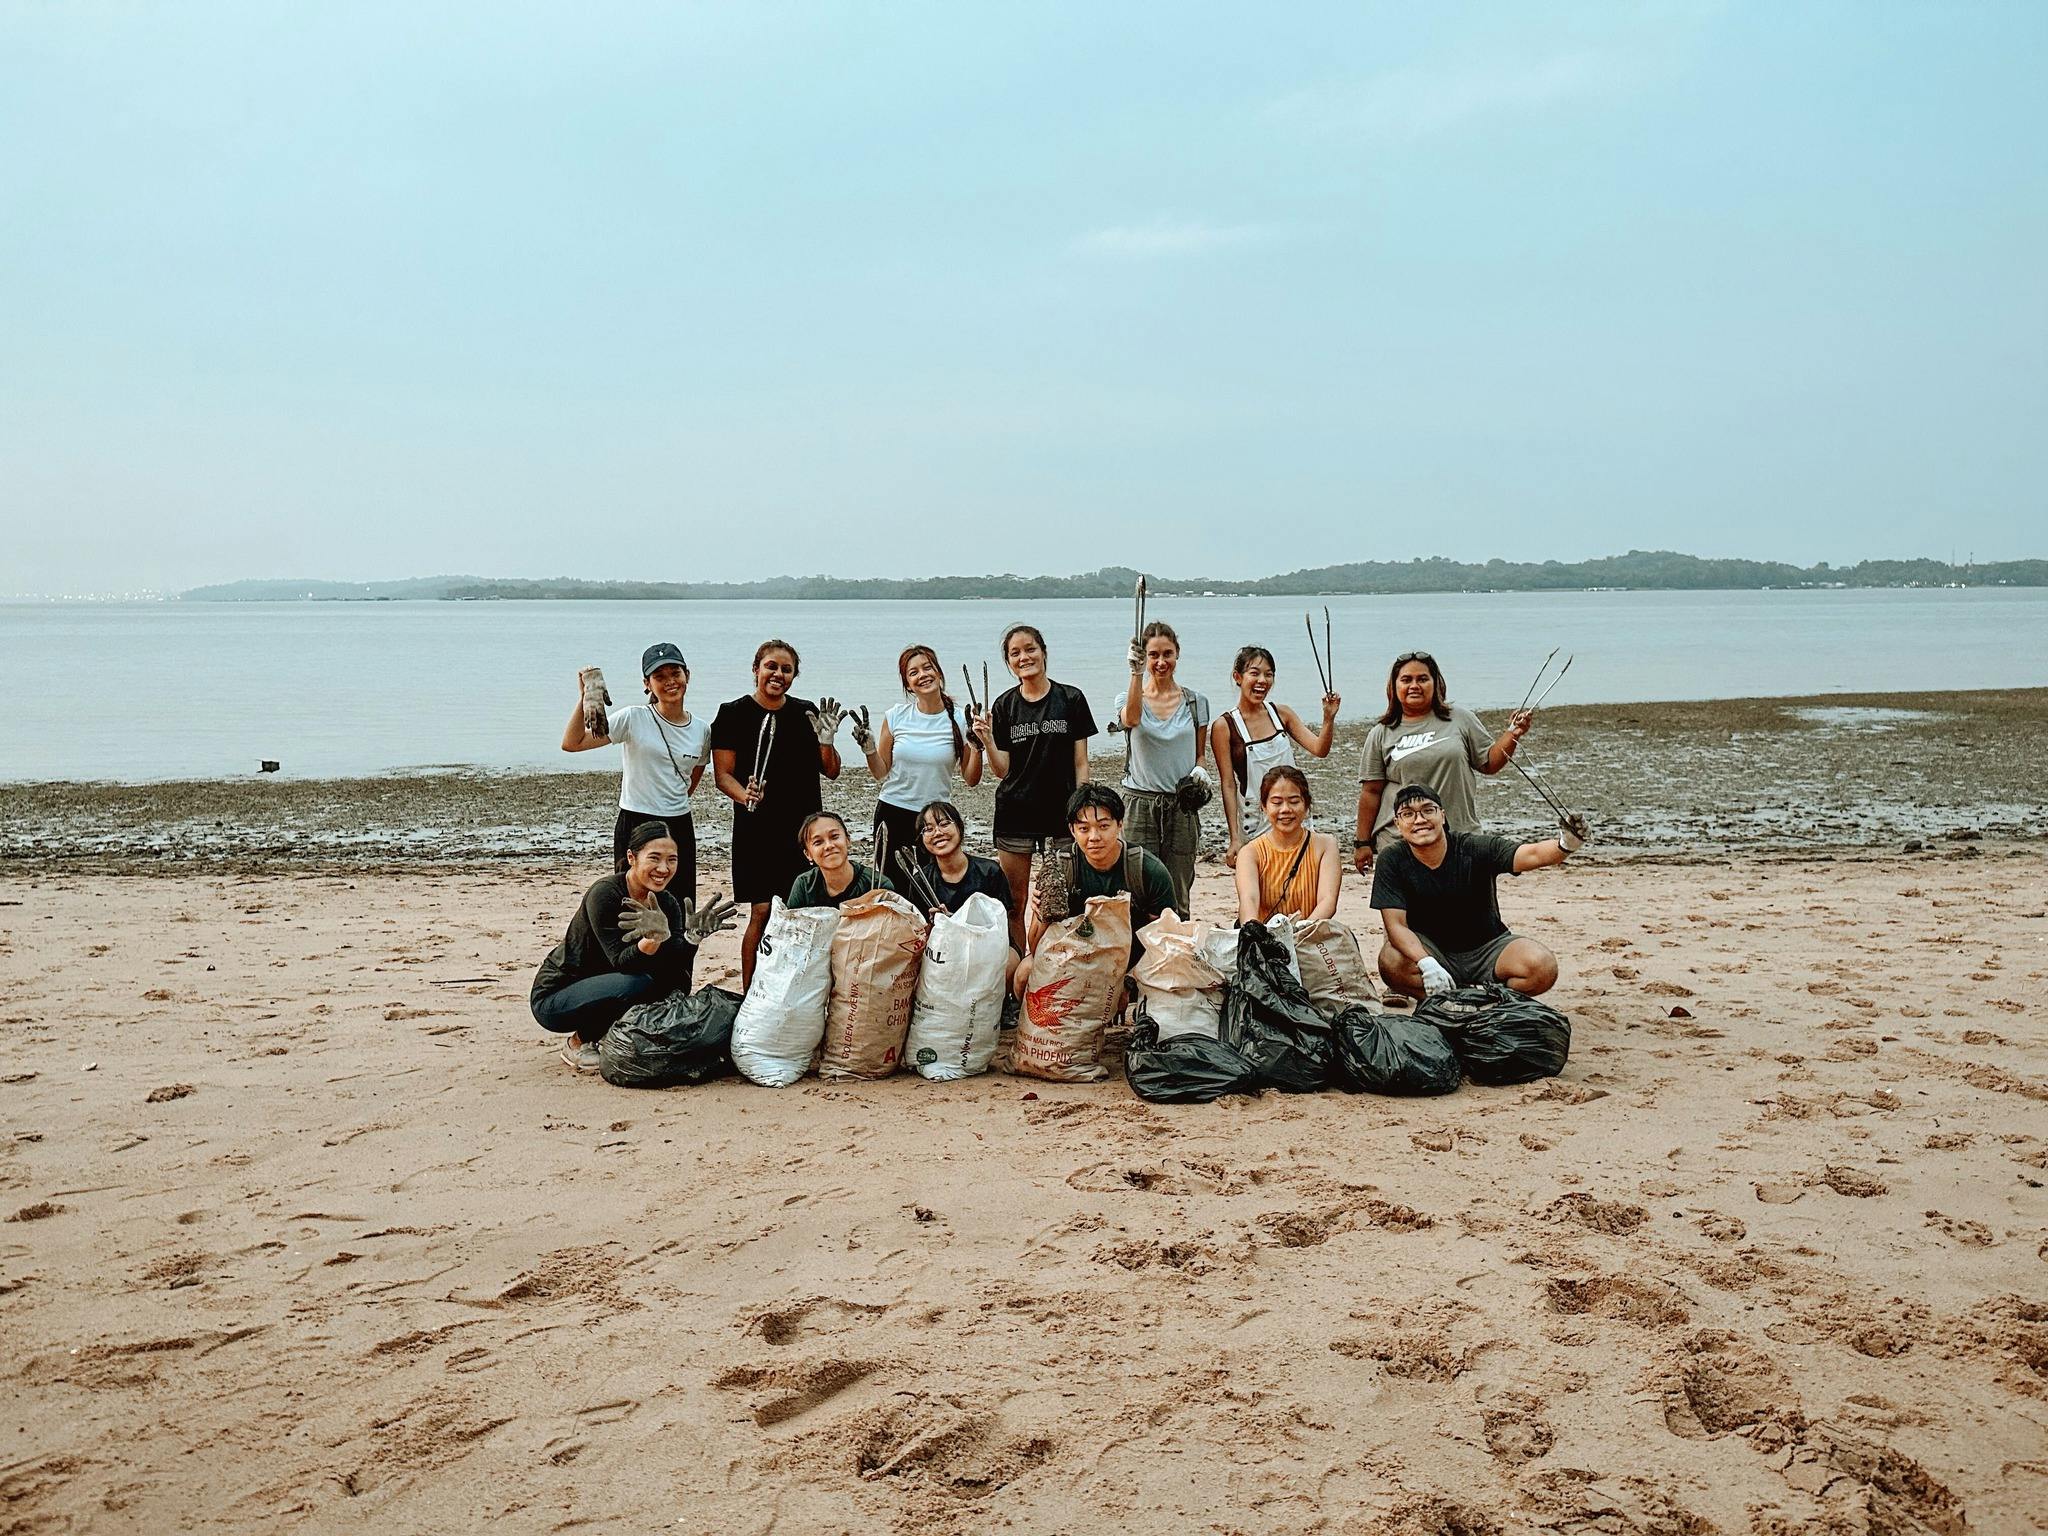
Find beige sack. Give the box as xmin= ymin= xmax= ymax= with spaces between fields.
xmin=1293 ymin=917 xmax=1379 ymax=1018
xmin=1131 ymin=911 xmax=1226 ymax=1041
xmin=1012 ymin=893 xmax=1132 ymax=1082
xmin=821 ymin=889 xmax=928 ymax=1080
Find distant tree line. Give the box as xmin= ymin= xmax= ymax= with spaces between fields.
xmin=181 ymin=551 xmax=2048 ymax=603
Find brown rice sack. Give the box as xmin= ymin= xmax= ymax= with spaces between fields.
xmin=1292 ymin=918 xmax=1380 ymax=1018
xmin=820 ymin=889 xmax=928 ymax=1080
xmin=1012 ymin=893 xmax=1132 ymax=1083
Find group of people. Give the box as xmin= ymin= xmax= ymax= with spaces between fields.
xmin=531 ymin=627 xmax=1590 ymax=1070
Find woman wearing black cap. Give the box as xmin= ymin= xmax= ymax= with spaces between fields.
xmin=562 ymin=644 xmax=711 ymax=905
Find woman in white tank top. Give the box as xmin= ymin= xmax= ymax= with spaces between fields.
xmin=1210 ymin=644 xmax=1340 ymax=865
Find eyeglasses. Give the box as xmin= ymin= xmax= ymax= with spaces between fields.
xmin=1394 ymin=651 xmax=1434 ymax=667
xmin=1393 ymin=803 xmax=1442 ymax=820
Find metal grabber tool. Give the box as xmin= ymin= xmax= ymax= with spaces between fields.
xmin=747 ymin=710 xmax=776 ymax=812
xmin=1305 ymin=605 xmax=1334 ymax=695
xmin=1517 ymin=648 xmax=1574 ymax=714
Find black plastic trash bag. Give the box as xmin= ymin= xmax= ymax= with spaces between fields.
xmin=1219 ymin=922 xmax=1334 ymax=1092
xmin=599 ymin=986 xmax=742 ymax=1088
xmin=1124 ymin=1009 xmax=1258 ymax=1104
xmin=1331 ymin=1005 xmax=1462 ymax=1096
xmin=1415 ymin=983 xmax=1570 ymax=1086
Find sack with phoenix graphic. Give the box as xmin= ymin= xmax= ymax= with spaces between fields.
xmin=1011 ymin=893 xmax=1133 ymax=1083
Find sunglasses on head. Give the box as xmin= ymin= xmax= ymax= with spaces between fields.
xmin=1395 ymin=651 xmax=1434 ymax=666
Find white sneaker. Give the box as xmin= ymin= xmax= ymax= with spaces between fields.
xmin=560 ymin=1039 xmax=601 ymax=1071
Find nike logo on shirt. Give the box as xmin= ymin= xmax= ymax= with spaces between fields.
xmin=1388 ymin=733 xmax=1440 ymax=763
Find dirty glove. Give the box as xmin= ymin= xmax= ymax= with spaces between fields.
xmin=1418 ymin=956 xmax=1455 ymax=995
xmin=618 ymin=897 xmax=670 ymax=947
xmin=681 ymin=894 xmax=739 ymax=947
xmin=578 ymin=667 xmax=612 ymax=737
xmin=1127 ymin=637 xmax=1145 ymax=674
xmin=1559 ymin=814 xmax=1590 ymax=853
xmin=809 ymin=697 xmax=846 ymax=744
xmin=1174 ymin=764 xmax=1214 ymax=814
xmin=848 ymin=705 xmax=874 ymax=751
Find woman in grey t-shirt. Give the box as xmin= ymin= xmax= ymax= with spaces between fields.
xmin=1352 ymin=650 xmax=1532 ymax=870
xmin=1118 ymin=619 xmax=1210 ymax=916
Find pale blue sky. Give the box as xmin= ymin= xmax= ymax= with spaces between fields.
xmin=4 ymin=2 xmax=2044 ymax=593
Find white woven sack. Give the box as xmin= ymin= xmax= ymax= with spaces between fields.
xmin=731 ymin=898 xmax=841 ymax=1087
xmin=905 ymin=892 xmax=1010 ymax=1080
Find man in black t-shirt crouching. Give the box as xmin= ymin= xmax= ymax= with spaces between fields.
xmin=1369 ymin=783 xmax=1588 ymax=999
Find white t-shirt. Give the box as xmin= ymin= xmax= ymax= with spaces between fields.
xmin=607 ymin=704 xmax=710 ymax=817
xmin=878 ymin=699 xmax=966 ymax=812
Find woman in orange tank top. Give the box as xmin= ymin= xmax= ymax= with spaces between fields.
xmin=1234 ymin=765 xmax=1341 ymax=923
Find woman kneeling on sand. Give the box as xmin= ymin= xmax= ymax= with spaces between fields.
xmin=1233 ymin=765 xmax=1341 ymax=923
xmin=531 ymin=821 xmax=729 ymax=1071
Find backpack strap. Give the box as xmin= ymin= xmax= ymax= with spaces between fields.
xmin=1123 ymin=844 xmax=1147 ymax=902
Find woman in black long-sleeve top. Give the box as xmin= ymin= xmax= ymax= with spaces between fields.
xmin=531 ymin=820 xmax=695 ymax=1070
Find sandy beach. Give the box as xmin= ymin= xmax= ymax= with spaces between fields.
xmin=4 ymin=840 xmax=2046 ymax=1533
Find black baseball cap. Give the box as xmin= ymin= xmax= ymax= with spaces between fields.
xmin=641 ymin=642 xmax=688 ymax=678
xmin=1391 ymin=783 xmax=1443 ymax=813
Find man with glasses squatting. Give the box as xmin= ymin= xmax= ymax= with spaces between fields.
xmin=1369 ymin=782 xmax=1589 ymax=1000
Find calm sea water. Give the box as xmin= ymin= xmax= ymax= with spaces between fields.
xmin=2 ymin=588 xmax=2043 ymax=783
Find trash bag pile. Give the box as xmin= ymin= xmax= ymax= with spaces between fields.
xmin=1125 ymin=922 xmax=1572 ymax=1103
xmin=574 ymin=880 xmax=1573 ymax=1102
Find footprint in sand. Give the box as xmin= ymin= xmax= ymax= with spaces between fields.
xmin=1923 ymin=1211 xmax=1995 ymax=1247
xmin=1544 ymin=1193 xmax=1649 ymax=1235
xmin=712 ymin=1357 xmax=883 ymax=1427
xmin=1480 ymin=1390 xmax=1555 ymax=1466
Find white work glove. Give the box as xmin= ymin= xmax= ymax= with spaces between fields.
xmin=1190 ymin=765 xmax=1211 ymax=791
xmin=1559 ymin=813 xmax=1590 ymax=853
xmin=1127 ymin=637 xmax=1145 ymax=673
xmin=681 ymin=894 xmax=739 ymax=947
xmin=1418 ymin=956 xmax=1455 ymax=995
xmin=618 ymin=897 xmax=671 ymax=947
xmin=809 ymin=697 xmax=846 ymax=744
xmin=849 ymin=705 xmax=874 ymax=750
xmin=578 ymin=667 xmax=612 ymax=737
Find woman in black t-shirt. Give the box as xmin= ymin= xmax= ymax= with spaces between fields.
xmin=530 ymin=820 xmax=694 ymax=1072
xmin=910 ymin=799 xmax=1023 ymax=989
xmin=971 ymin=624 xmax=1097 ymax=943
xmin=710 ymin=639 xmax=843 ymax=988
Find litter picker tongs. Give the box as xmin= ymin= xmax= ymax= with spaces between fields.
xmin=1516 ymin=647 xmax=1574 ymax=715
xmin=1305 ymin=605 xmax=1334 ymax=695
xmin=960 ymin=660 xmax=991 ymax=721
xmin=891 ymin=848 xmax=947 ymax=913
xmin=746 ymin=711 xmax=776 ymax=812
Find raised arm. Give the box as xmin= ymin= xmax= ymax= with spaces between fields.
xmin=562 ymin=700 xmax=609 ymax=753
xmin=1281 ymin=699 xmax=1339 ymax=759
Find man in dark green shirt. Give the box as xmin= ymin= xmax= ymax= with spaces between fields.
xmin=1017 ymin=784 xmax=1178 ymax=994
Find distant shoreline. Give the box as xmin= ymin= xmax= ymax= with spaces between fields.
xmin=174 ymin=551 xmax=2048 ymax=604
